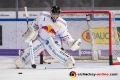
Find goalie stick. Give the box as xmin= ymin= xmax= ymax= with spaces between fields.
xmin=24 ymin=7 xmax=46 ymax=69
xmin=24 ymin=6 xmax=36 ymax=68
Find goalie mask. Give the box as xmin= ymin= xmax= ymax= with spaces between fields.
xmin=50 ymin=6 xmax=61 ymax=23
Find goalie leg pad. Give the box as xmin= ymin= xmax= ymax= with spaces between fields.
xmin=44 ymin=37 xmax=75 ymax=68
xmin=63 ymin=56 xmax=75 ymax=69
xmin=14 ymin=40 xmax=44 ymax=68
xmin=14 ymin=56 xmax=26 ymax=69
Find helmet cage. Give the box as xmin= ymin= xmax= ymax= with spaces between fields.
xmin=50 ymin=6 xmax=61 ymax=22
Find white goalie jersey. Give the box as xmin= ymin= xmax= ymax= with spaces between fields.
xmin=31 ymin=11 xmax=74 ymax=46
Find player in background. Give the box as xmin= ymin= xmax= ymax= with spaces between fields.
xmin=20 ymin=6 xmax=81 ymax=68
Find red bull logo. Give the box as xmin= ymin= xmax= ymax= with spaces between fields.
xmin=42 ymin=25 xmax=56 ymax=35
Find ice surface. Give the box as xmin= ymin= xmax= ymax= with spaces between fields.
xmin=0 ymin=56 xmax=120 ymax=80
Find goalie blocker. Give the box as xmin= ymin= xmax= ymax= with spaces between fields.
xmin=14 ymin=37 xmax=75 ymax=69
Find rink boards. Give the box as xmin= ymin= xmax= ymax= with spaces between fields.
xmin=0 ymin=11 xmax=120 ymax=60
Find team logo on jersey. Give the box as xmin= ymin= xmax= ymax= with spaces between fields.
xmin=42 ymin=25 xmax=56 ymax=35
xmin=69 ymin=71 xmax=77 ymax=78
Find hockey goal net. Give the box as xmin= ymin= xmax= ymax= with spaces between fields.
xmin=42 ymin=10 xmax=120 ymax=65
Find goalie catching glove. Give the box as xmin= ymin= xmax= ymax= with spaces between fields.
xmin=22 ymin=26 xmax=38 ymax=43
xmin=67 ymin=39 xmax=81 ymax=51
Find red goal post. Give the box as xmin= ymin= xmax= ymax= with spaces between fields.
xmin=42 ymin=10 xmax=120 ymax=65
